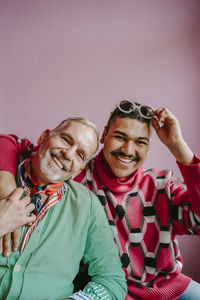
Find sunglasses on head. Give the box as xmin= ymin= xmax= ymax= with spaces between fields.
xmin=117 ymin=100 xmax=154 ymax=120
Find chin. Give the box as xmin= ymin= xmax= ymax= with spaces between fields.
xmin=117 ymin=173 xmax=131 ymax=178
xmin=115 ymin=166 xmax=138 ymax=178
xmin=112 ymin=169 xmax=130 ymax=178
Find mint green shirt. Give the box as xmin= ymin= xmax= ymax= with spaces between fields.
xmin=0 ymin=180 xmax=126 ymax=300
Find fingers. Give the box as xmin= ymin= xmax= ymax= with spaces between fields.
xmin=1 ymin=230 xmax=21 ymax=257
xmin=26 ymin=213 xmax=36 ymax=225
xmin=24 ymin=201 xmax=35 ymax=213
xmin=21 ymin=197 xmax=36 ymax=225
xmin=25 ymin=203 xmax=36 ymax=224
xmin=152 ymin=107 xmax=166 ymax=123
xmin=7 ymin=187 xmax=36 ymax=226
xmin=9 ymin=187 xmax=35 ymax=216
xmin=153 ymin=107 xmax=165 ymax=121
xmin=151 ymin=116 xmax=160 ymax=132
xmin=152 ymin=107 xmax=176 ymax=124
xmin=7 ymin=187 xmax=25 ymax=201
xmin=3 ymin=233 xmax=11 ymax=257
xmin=12 ymin=229 xmax=20 ymax=252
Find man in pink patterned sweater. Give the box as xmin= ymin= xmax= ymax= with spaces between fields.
xmin=0 ymin=100 xmax=200 ymax=299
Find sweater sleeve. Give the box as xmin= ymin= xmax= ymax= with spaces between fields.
xmin=69 ymin=191 xmax=127 ymax=300
xmin=0 ymin=134 xmax=19 ymax=176
xmin=177 ymin=154 xmax=200 ymax=214
xmin=0 ymin=134 xmax=38 ymax=177
xmin=170 ymin=154 xmax=200 ymax=235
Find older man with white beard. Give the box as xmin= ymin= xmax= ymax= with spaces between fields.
xmin=0 ymin=117 xmax=127 ymax=300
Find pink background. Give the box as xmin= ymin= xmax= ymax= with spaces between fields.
xmin=0 ymin=0 xmax=200 ymax=282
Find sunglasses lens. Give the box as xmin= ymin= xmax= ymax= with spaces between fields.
xmin=118 ymin=101 xmax=153 ymax=119
xmin=140 ymin=106 xmax=153 ymax=119
xmin=118 ymin=101 xmax=134 ymax=113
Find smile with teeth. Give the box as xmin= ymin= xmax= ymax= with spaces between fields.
xmin=52 ymin=156 xmax=64 ymax=170
xmin=115 ymin=154 xmax=135 ymax=164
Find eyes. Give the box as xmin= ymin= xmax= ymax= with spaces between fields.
xmin=61 ymin=136 xmax=70 ymax=144
xmin=136 ymin=140 xmax=148 ymax=146
xmin=77 ymin=152 xmax=84 ymax=160
xmin=114 ymin=135 xmax=148 ymax=146
xmin=61 ymin=136 xmax=85 ymax=161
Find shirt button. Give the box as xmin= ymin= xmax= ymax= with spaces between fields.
xmin=14 ymin=264 xmax=21 ymax=272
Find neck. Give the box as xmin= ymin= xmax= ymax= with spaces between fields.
xmin=94 ymin=149 xmax=143 ymax=194
xmin=31 ymin=155 xmax=49 ymax=187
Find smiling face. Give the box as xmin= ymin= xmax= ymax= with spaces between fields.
xmin=101 ymin=116 xmax=151 ymax=178
xmin=32 ymin=121 xmax=98 ymax=185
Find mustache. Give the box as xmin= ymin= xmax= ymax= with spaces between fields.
xmin=111 ymin=151 xmax=139 ymax=162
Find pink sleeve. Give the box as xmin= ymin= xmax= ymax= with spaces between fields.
xmin=0 ymin=134 xmax=38 ymax=177
xmin=0 ymin=134 xmax=19 ymax=176
xmin=177 ymin=154 xmax=200 ymax=214
xmin=170 ymin=154 xmax=200 ymax=235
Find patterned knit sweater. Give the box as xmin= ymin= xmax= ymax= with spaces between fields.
xmin=75 ymin=150 xmax=200 ymax=300
xmin=1 ymin=135 xmax=200 ymax=299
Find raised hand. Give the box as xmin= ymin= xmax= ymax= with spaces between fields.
xmin=152 ymin=107 xmax=194 ymax=164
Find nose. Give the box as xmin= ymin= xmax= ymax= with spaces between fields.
xmin=121 ymin=140 xmax=135 ymax=156
xmin=62 ymin=145 xmax=78 ymax=160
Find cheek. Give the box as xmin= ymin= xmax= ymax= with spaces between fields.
xmin=73 ymin=160 xmax=83 ymax=172
xmin=139 ymin=149 xmax=149 ymax=159
xmin=105 ymin=139 xmax=123 ymax=151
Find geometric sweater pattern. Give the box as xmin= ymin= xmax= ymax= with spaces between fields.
xmin=1 ymin=135 xmax=200 ymax=300
xmin=75 ymin=150 xmax=200 ymax=300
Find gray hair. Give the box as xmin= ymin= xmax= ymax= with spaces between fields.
xmin=52 ymin=117 xmax=99 ymax=154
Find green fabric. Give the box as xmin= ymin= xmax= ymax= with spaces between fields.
xmin=0 ymin=180 xmax=126 ymax=300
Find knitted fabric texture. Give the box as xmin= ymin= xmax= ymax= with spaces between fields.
xmin=75 ymin=150 xmax=200 ymax=299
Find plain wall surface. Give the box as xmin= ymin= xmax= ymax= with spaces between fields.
xmin=0 ymin=0 xmax=200 ymax=282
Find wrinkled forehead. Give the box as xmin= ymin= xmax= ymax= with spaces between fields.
xmin=57 ymin=121 xmax=98 ymax=158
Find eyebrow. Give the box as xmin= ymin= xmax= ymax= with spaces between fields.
xmin=113 ymin=130 xmax=150 ymax=142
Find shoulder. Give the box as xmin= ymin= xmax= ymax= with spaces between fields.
xmin=64 ymin=180 xmax=106 ymax=226
xmin=74 ymin=158 xmax=95 ymax=183
xmin=67 ymin=179 xmax=103 ymax=210
xmin=143 ymin=168 xmax=173 ymax=189
xmin=68 ymin=179 xmax=91 ymax=191
xmin=0 ymin=133 xmax=18 ymax=145
xmin=67 ymin=179 xmax=98 ymax=200
xmin=144 ymin=167 xmax=173 ymax=179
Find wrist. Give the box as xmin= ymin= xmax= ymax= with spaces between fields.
xmin=169 ymin=141 xmax=194 ymax=164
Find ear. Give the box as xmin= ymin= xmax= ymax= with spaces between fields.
xmin=37 ymin=129 xmax=51 ymax=145
xmin=100 ymin=127 xmax=107 ymax=144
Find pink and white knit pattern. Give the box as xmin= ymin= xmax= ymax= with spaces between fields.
xmin=74 ymin=150 xmax=200 ymax=299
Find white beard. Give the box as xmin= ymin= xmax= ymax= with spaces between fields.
xmin=40 ymin=157 xmax=64 ymax=183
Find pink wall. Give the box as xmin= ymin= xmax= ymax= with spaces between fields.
xmin=1 ymin=0 xmax=200 ymax=282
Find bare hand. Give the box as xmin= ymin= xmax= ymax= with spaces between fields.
xmin=152 ymin=107 xmax=193 ymax=164
xmin=0 ymin=229 xmax=20 ymax=256
xmin=0 ymin=188 xmax=36 ymax=237
xmin=152 ymin=107 xmax=183 ymax=147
